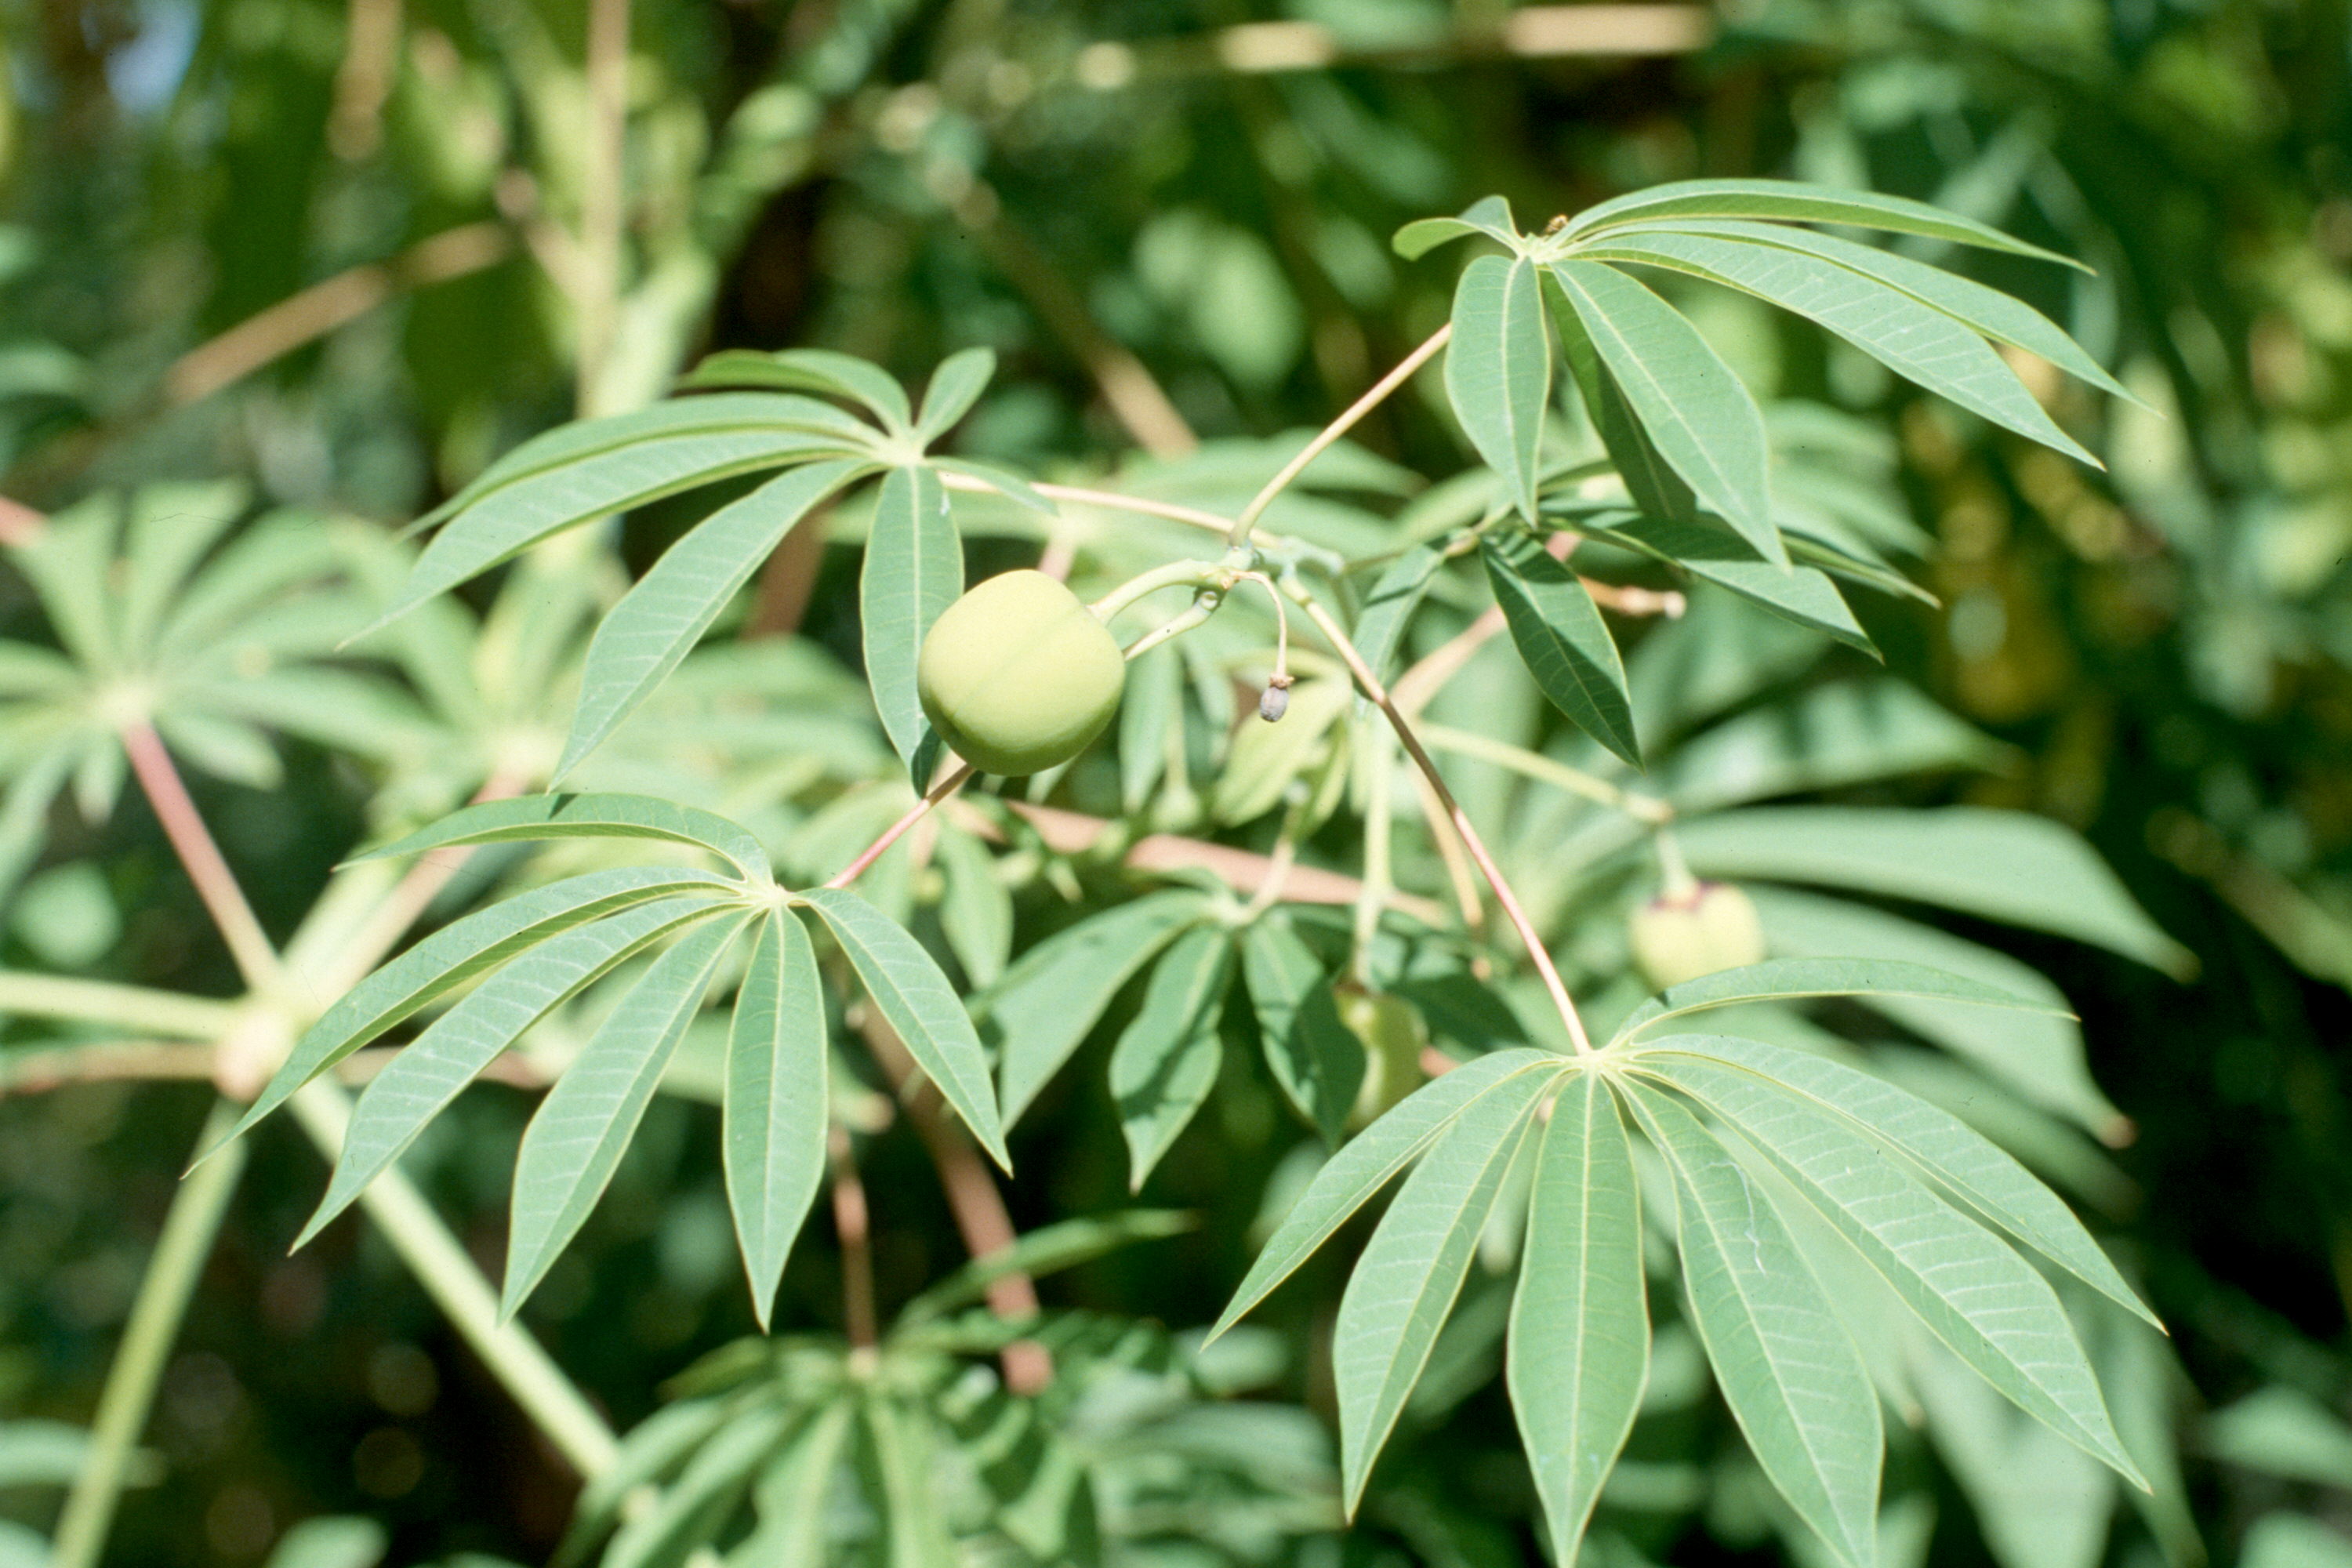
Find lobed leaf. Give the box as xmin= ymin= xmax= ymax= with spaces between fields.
xmin=800 ymin=887 xmax=1010 ymax=1171
xmin=1612 ymin=956 xmax=2060 ymax=1045
xmin=1483 ymin=531 xmax=1641 ymax=765
xmin=559 ymin=459 xmax=869 ymax=778
xmin=1238 ymin=917 xmax=1366 ymax=1144
xmin=916 ymin=348 xmax=996 ymax=440
xmin=987 ymin=891 xmax=1214 ymax=1127
xmin=1508 ymin=1073 xmax=1650 ymax=1568
xmin=1633 ymin=1033 xmax=2159 ymax=1329
xmin=724 ymin=911 xmax=831 ymax=1330
xmin=1444 ymin=254 xmax=1552 ymax=521
xmin=1213 ymin=1051 xmax=1560 ymax=1341
xmin=1334 ymin=1063 xmax=1553 ymax=1512
xmin=504 ymin=914 xmax=753 ymax=1315
xmin=226 ymin=866 xmax=736 ymax=1147
xmin=1563 ymin=178 xmax=2086 ymax=270
xmin=1551 ymin=260 xmax=1782 ymax=565
xmin=1623 ymin=1082 xmax=1882 ymax=1568
xmin=859 ymin=465 xmax=961 ymax=777
xmin=296 ymin=898 xmax=719 ymax=1248
xmin=1646 ymin=1055 xmax=2147 ymax=1486
xmin=352 ymin=793 xmax=772 ymax=884
xmin=1109 ymin=927 xmax=1236 ymax=1190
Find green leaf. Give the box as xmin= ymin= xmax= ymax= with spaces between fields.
xmin=1673 ymin=808 xmax=2194 ymax=975
xmin=898 ymin=1210 xmax=1195 ymax=1326
xmin=604 ymin=1402 xmax=793 ymax=1568
xmin=1575 ymin=509 xmax=1872 ymax=652
xmin=354 ymin=793 xmax=772 ymax=884
xmin=1445 ymin=255 xmax=1552 ymax=521
xmin=1352 ymin=543 xmax=1446 ymax=691
xmin=559 ymin=459 xmax=867 ymax=778
xmin=1635 ymin=1033 xmax=2158 ymax=1329
xmin=1907 ymin=1327 xmax=2112 ymax=1568
xmin=416 ymin=393 xmax=870 ymax=532
xmin=861 ymin=465 xmax=962 ymax=776
xmin=860 ymin=1393 xmax=956 ymax=1568
xmin=2242 ymin=1515 xmax=2352 ymax=1568
xmin=1508 ymin=1073 xmax=1650 ymax=1568
xmin=1613 ymin=956 xmax=2061 ymax=1045
xmin=384 ymin=429 xmax=861 ymax=627
xmin=1563 ymin=179 xmax=2086 ymax=270
xmin=916 ymin=348 xmax=996 ymax=440
xmin=1549 ymin=277 xmax=1704 ymax=543
xmin=226 ymin=867 xmax=735 ymax=1146
xmin=1570 ymin=231 xmax=2098 ymax=466
xmin=740 ymin=1399 xmax=855 ymax=1568
xmin=1208 ymin=678 xmax=1352 ymax=826
xmin=1118 ymin=643 xmax=1181 ymax=813
xmin=933 ymin=826 xmax=1011 ymax=989
xmin=1334 ymin=1064 xmax=1551 ymax=1512
xmin=504 ymin=913 xmax=752 ymax=1315
xmin=1751 ymin=887 xmax=2126 ymax=1139
xmin=296 ymin=898 xmax=717 ymax=1248
xmin=1551 ymin=260 xmax=1781 ymax=565
xmin=931 ymin=457 xmax=1052 ymax=516
xmin=1482 ymin=531 xmax=1640 ymax=765
xmin=986 ymin=891 xmax=1213 ymax=1126
xmin=1109 ymin=927 xmax=1235 ymax=1189
xmin=262 ymin=1516 xmax=386 ymax=1568
xmin=1623 ymin=1083 xmax=1882 ymax=1568
xmin=557 ymin=1396 xmax=731 ymax=1563
xmin=681 ymin=348 xmax=913 ymax=433
xmin=1393 ymin=194 xmax=1519 ymax=260
xmin=1661 ymin=680 xmax=1997 ymax=815
xmin=1648 ymin=1056 xmax=2146 ymax=1485
xmin=1640 ymin=220 xmax=2133 ymax=402
xmin=800 ymin=887 xmax=1009 ymax=1171
xmin=725 ymin=911 xmax=830 ymax=1330
xmin=2207 ymin=1388 xmax=2352 ymax=1490
xmin=1238 ymin=916 xmax=1366 ymax=1143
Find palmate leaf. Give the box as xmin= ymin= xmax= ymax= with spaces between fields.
xmin=604 ymin=1402 xmax=793 ymax=1568
xmin=725 ymin=911 xmax=829 ymax=1330
xmin=559 ymin=458 xmax=869 ymax=779
xmin=1444 ymin=254 xmax=1552 ymax=521
xmin=681 ymin=348 xmax=914 ymax=434
xmin=223 ymin=866 xmax=739 ymax=1148
xmin=1238 ymin=916 xmax=1365 ymax=1143
xmin=1560 ymin=178 xmax=2086 ymax=270
xmin=354 ymin=793 xmax=773 ymax=885
xmin=1643 ymin=1056 xmax=2147 ymax=1486
xmin=296 ymin=897 xmax=719 ymax=1248
xmin=986 ymin=890 xmax=1214 ymax=1127
xmin=800 ymin=887 xmax=1009 ymax=1171
xmin=1568 ymin=231 xmax=2099 ymax=466
xmin=1550 ymin=259 xmax=1782 ymax=566
xmin=1392 ymin=194 xmax=1519 ymax=260
xmin=1672 ymin=807 xmax=2195 ymax=976
xmin=859 ymin=464 xmax=961 ymax=777
xmin=379 ymin=426 xmax=868 ymax=630
xmin=916 ymin=348 xmax=996 ymax=441
xmin=859 ymin=1392 xmax=957 ymax=1566
xmin=1621 ymin=1083 xmax=1882 ymax=1568
xmin=1482 ymin=530 xmax=1641 ymax=765
xmin=1211 ymin=1049 xmax=1558 ymax=1339
xmin=1109 ymin=926 xmax=1234 ymax=1189
xmin=1632 ymin=1033 xmax=2160 ymax=1329
xmin=738 ymin=1399 xmax=855 ymax=1568
xmin=1508 ymin=1072 xmax=1649 ymax=1568
xmin=1610 ymin=956 xmax=2061 ymax=1044
xmin=505 ymin=913 xmax=755 ymax=1316
xmin=1333 ymin=1062 xmax=1555 ymax=1512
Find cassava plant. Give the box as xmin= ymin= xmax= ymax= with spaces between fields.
xmin=16 ymin=178 xmax=2198 ymax=1568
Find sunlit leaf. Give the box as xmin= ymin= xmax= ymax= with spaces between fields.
xmin=1238 ymin=916 xmax=1366 ymax=1143
xmin=860 ymin=465 xmax=961 ymax=777
xmin=1483 ymin=530 xmax=1640 ymax=765
xmin=1445 ymin=254 xmax=1552 ymax=521
xmin=724 ymin=911 xmax=830 ymax=1330
xmin=1613 ymin=956 xmax=2060 ymax=1044
xmin=916 ymin=348 xmax=996 ymax=440
xmin=1564 ymin=179 xmax=2086 ymax=270
xmin=353 ymin=793 xmax=772 ymax=884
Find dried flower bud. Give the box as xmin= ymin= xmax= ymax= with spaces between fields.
xmin=1258 ymin=684 xmax=1290 ymax=723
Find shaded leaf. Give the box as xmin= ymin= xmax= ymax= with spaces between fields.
xmin=1353 ymin=543 xmax=1446 ymax=691
xmin=1394 ymin=194 xmax=1520 ymax=260
xmin=1445 ymin=255 xmax=1552 ymax=521
xmin=1613 ymin=956 xmax=2059 ymax=1044
xmin=900 ymin=1210 xmax=1195 ymax=1325
xmin=681 ymin=348 xmax=913 ymax=433
xmin=1239 ymin=916 xmax=1366 ymax=1142
xmin=724 ymin=911 xmax=830 ymax=1330
xmin=1483 ymin=531 xmax=1640 ymax=765
xmin=354 ymin=793 xmax=772 ymax=884
xmin=1564 ymin=179 xmax=2085 ymax=270
xmin=916 ymin=348 xmax=996 ymax=440
xmin=860 ymin=465 xmax=961 ymax=776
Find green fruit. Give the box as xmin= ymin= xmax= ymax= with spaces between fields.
xmin=917 ymin=570 xmax=1127 ymax=776
xmin=1338 ymin=991 xmax=1426 ymax=1129
xmin=1629 ymin=880 xmax=1766 ymax=989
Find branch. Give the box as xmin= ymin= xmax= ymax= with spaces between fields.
xmin=1232 ymin=324 xmax=1451 ymax=547
xmin=823 ymin=764 xmax=976 ymax=890
xmin=120 ymin=721 xmax=284 ymax=993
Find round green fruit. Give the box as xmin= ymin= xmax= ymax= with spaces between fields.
xmin=1629 ymin=880 xmax=1766 ymax=989
xmin=917 ymin=570 xmax=1127 ymax=777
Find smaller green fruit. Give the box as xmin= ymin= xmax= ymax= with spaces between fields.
xmin=1338 ymin=991 xmax=1426 ymax=1129
xmin=1629 ymin=881 xmax=1765 ymax=989
xmin=917 ymin=570 xmax=1127 ymax=776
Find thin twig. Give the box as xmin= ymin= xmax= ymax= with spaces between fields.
xmin=1232 ymin=324 xmax=1451 ymax=547
xmin=827 ymin=1126 xmax=879 ymax=1349
xmin=1290 ymin=590 xmax=1594 ymax=1055
xmin=823 ymin=764 xmax=976 ymax=890
xmin=121 ymin=721 xmax=284 ymax=993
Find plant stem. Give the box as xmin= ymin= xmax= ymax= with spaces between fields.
xmin=1351 ymin=728 xmax=1396 ymax=986
xmin=285 ymin=1080 xmax=620 ymax=1475
xmin=1418 ymin=724 xmax=1672 ymax=823
xmin=1231 ymin=323 xmax=1452 ymax=548
xmin=1088 ymin=558 xmax=1222 ymax=622
xmin=49 ymin=1102 xmax=247 ymax=1568
xmin=826 ymin=1126 xmax=879 ymax=1349
xmin=823 ymin=764 xmax=976 ymax=890
xmin=0 ymin=971 xmax=237 ymax=1038
xmin=120 ymin=721 xmax=283 ymax=994
xmin=1288 ymin=589 xmax=1595 ymax=1056
xmin=576 ymin=0 xmax=630 ymax=416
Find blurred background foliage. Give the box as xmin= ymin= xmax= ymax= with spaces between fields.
xmin=8 ymin=0 xmax=2352 ymax=1563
